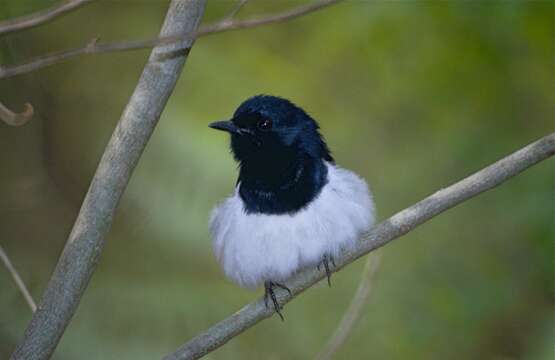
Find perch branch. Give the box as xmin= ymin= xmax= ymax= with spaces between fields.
xmin=10 ymin=1 xmax=206 ymax=359
xmin=0 ymin=101 xmax=33 ymax=126
xmin=0 ymin=245 xmax=37 ymax=312
xmin=0 ymin=0 xmax=95 ymax=36
xmin=0 ymin=0 xmax=343 ymax=79
xmin=163 ymin=133 xmax=555 ymax=360
xmin=315 ymin=252 xmax=381 ymax=360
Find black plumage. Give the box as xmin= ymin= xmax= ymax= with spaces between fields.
xmin=211 ymin=95 xmax=334 ymax=215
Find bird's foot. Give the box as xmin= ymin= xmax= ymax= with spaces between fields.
xmin=317 ymin=254 xmax=336 ymax=287
xmin=264 ymin=281 xmax=291 ymax=321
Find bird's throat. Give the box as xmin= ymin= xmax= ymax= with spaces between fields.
xmin=237 ymin=154 xmax=328 ymax=215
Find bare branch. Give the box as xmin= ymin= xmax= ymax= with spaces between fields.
xmin=0 ymin=0 xmax=95 ymax=36
xmin=315 ymin=252 xmax=381 ymax=360
xmin=0 ymin=245 xmax=37 ymax=312
xmin=163 ymin=133 xmax=555 ymax=360
xmin=0 ymin=0 xmax=343 ymax=79
xmin=10 ymin=1 xmax=206 ymax=359
xmin=0 ymin=33 xmax=194 ymax=79
xmin=0 ymin=101 xmax=34 ymax=126
xmin=198 ymin=0 xmax=343 ymax=36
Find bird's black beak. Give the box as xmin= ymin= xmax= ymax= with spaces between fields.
xmin=209 ymin=120 xmax=240 ymax=134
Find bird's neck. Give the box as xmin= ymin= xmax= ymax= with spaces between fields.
xmin=237 ymin=152 xmax=328 ymax=215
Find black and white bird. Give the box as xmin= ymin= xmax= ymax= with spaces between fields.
xmin=209 ymin=95 xmax=375 ymax=319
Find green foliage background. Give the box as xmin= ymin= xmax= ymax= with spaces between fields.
xmin=1 ymin=1 xmax=553 ymax=359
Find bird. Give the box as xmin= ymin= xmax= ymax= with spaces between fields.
xmin=208 ymin=95 xmax=375 ymax=320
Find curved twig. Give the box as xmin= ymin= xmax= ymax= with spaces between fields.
xmin=315 ymin=252 xmax=381 ymax=360
xmin=0 ymin=245 xmax=37 ymax=312
xmin=10 ymin=1 xmax=206 ymax=359
xmin=0 ymin=0 xmax=344 ymax=79
xmin=0 ymin=0 xmax=95 ymax=36
xmin=0 ymin=101 xmax=34 ymax=126
xmin=163 ymin=133 xmax=555 ymax=360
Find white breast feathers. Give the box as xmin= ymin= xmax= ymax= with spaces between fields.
xmin=209 ymin=162 xmax=376 ymax=290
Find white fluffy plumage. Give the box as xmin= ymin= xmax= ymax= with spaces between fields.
xmin=209 ymin=162 xmax=375 ymax=290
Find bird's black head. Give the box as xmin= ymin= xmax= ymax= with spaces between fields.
xmin=209 ymin=95 xmax=334 ymax=214
xmin=209 ymin=95 xmax=333 ymax=164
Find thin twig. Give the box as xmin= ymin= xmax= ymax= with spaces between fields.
xmin=10 ymin=1 xmax=206 ymax=359
xmin=224 ymin=0 xmax=249 ymax=21
xmin=163 ymin=133 xmax=555 ymax=360
xmin=0 ymin=101 xmax=34 ymax=126
xmin=0 ymin=0 xmax=95 ymax=36
xmin=0 ymin=33 xmax=194 ymax=79
xmin=0 ymin=0 xmax=344 ymax=79
xmin=315 ymin=252 xmax=381 ymax=360
xmin=198 ymin=0 xmax=342 ymax=36
xmin=0 ymin=245 xmax=37 ymax=312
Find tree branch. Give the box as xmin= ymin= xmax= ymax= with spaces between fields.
xmin=197 ymin=0 xmax=342 ymax=36
xmin=0 ymin=0 xmax=343 ymax=79
xmin=315 ymin=252 xmax=381 ymax=360
xmin=0 ymin=0 xmax=95 ymax=36
xmin=163 ymin=133 xmax=555 ymax=360
xmin=0 ymin=245 xmax=37 ymax=312
xmin=223 ymin=0 xmax=249 ymax=22
xmin=10 ymin=1 xmax=206 ymax=359
xmin=0 ymin=100 xmax=33 ymax=126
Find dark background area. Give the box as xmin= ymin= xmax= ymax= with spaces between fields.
xmin=1 ymin=1 xmax=553 ymax=359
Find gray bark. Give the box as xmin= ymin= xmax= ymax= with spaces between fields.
xmin=164 ymin=133 xmax=555 ymax=360
xmin=10 ymin=1 xmax=206 ymax=359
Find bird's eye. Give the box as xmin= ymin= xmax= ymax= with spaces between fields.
xmin=257 ymin=119 xmax=272 ymax=130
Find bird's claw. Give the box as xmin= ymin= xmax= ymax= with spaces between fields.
xmin=318 ymin=254 xmax=335 ymax=287
xmin=264 ymin=281 xmax=291 ymax=321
